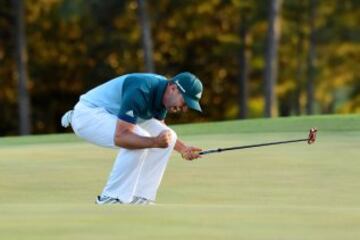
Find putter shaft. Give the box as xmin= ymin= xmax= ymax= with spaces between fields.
xmin=199 ymin=138 xmax=308 ymax=155
xmin=199 ymin=128 xmax=317 ymax=156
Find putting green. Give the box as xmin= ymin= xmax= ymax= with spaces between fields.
xmin=1 ymin=114 xmax=359 ymax=239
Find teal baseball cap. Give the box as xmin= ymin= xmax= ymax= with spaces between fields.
xmin=171 ymin=72 xmax=203 ymax=112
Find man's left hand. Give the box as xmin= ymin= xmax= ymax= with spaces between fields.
xmin=181 ymin=146 xmax=202 ymax=161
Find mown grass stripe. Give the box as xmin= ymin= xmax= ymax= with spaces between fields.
xmin=0 ymin=114 xmax=358 ymax=146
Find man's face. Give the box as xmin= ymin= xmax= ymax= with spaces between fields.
xmin=164 ymin=84 xmax=188 ymax=113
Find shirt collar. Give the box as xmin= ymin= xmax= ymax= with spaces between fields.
xmin=154 ymin=80 xmax=168 ymax=110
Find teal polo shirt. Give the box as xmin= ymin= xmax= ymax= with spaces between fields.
xmin=80 ymin=73 xmax=168 ymax=124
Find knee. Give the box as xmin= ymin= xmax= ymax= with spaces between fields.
xmin=168 ymin=128 xmax=177 ymax=145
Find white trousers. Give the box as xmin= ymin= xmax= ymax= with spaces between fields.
xmin=71 ymin=102 xmax=177 ymax=203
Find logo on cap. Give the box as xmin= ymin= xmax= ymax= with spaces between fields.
xmin=174 ymin=81 xmax=186 ymax=93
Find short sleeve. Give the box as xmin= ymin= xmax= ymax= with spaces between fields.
xmin=117 ymin=90 xmax=144 ymax=124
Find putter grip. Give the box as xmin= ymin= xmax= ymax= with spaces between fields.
xmin=199 ymin=148 xmax=222 ymax=155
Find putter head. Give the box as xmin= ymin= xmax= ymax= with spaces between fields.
xmin=307 ymin=128 xmax=317 ymax=144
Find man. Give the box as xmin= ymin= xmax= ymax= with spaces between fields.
xmin=61 ymin=72 xmax=203 ymax=205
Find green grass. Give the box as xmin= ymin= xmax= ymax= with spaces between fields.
xmin=1 ymin=114 xmax=360 ymax=239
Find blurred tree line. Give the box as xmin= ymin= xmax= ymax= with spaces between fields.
xmin=0 ymin=0 xmax=359 ymax=136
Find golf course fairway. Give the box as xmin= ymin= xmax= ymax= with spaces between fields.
xmin=1 ymin=114 xmax=359 ymax=239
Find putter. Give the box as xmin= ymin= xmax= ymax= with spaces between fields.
xmin=199 ymin=128 xmax=318 ymax=155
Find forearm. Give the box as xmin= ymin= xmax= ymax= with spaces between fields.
xmin=174 ymin=138 xmax=187 ymax=153
xmin=114 ymin=131 xmax=155 ymax=149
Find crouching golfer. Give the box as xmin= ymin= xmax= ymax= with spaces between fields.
xmin=61 ymin=72 xmax=203 ymax=205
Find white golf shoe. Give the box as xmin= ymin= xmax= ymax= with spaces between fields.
xmin=61 ymin=110 xmax=74 ymax=128
xmin=129 ymin=196 xmax=155 ymax=205
xmin=96 ymin=195 xmax=123 ymax=205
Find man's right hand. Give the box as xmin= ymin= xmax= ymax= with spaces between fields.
xmin=154 ymin=130 xmax=172 ymax=148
